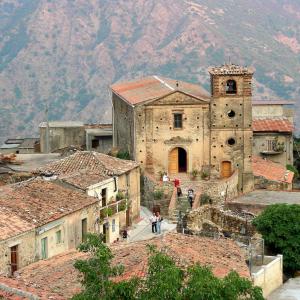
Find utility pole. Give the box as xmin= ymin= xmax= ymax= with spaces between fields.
xmin=45 ymin=102 xmax=50 ymax=154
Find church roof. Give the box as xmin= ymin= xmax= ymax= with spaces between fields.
xmin=111 ymin=75 xmax=210 ymax=105
xmin=208 ymin=64 xmax=254 ymax=75
xmin=253 ymin=117 xmax=293 ymax=133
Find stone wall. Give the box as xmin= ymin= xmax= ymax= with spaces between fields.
xmin=0 ymin=230 xmax=36 ymax=276
xmin=199 ymin=170 xmax=239 ymax=204
xmin=187 ymin=205 xmax=255 ymax=237
xmin=254 ymin=175 xmax=292 ymax=191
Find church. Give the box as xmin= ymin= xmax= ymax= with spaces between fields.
xmin=111 ymin=64 xmax=256 ymax=193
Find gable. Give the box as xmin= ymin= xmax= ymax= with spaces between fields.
xmin=144 ymin=91 xmax=210 ymax=107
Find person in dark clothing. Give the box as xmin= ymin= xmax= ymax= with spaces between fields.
xmin=177 ymin=187 xmax=182 ymax=198
xmin=150 ymin=213 xmax=157 ymax=233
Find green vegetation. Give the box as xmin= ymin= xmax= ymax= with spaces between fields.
xmin=286 ymin=164 xmax=299 ymax=179
xmin=253 ymin=204 xmax=300 ymax=273
xmin=116 ymin=192 xmax=125 ymax=201
xmin=73 ymin=234 xmax=263 ymax=300
xmin=116 ymin=150 xmax=130 ymax=160
xmin=200 ymin=193 xmax=212 ymax=206
xmin=153 ymin=189 xmax=164 ymax=200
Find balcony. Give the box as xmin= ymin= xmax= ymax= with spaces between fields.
xmin=100 ymin=199 xmax=127 ymax=220
xmin=260 ymin=150 xmax=283 ymax=155
xmin=260 ymin=140 xmax=284 ymax=155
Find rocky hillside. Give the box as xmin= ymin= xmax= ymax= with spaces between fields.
xmin=1 ymin=0 xmax=300 ymax=141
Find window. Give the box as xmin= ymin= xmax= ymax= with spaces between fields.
xmin=41 ymin=237 xmax=48 ymax=259
xmin=227 ymin=110 xmax=236 ymax=118
xmin=112 ymin=219 xmax=116 ymax=232
xmin=10 ymin=245 xmax=18 ymax=275
xmin=226 ymin=80 xmax=237 ymax=94
xmin=267 ymin=139 xmax=276 ymax=151
xmin=56 ymin=230 xmax=62 ymax=244
xmin=91 ymin=139 xmax=100 ymax=148
xmin=113 ymin=177 xmax=117 ymax=192
xmin=101 ymin=189 xmax=107 ymax=207
xmin=174 ymin=113 xmax=183 ymax=128
xmin=227 ymin=138 xmax=236 ymax=146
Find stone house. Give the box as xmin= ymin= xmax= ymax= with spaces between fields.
xmin=0 ymin=138 xmax=40 ymax=154
xmin=0 ymin=178 xmax=99 ymax=276
xmin=39 ymin=121 xmax=112 ymax=153
xmin=112 ymin=65 xmax=254 ymax=193
xmin=36 ymin=151 xmax=140 ymax=242
xmin=252 ymin=100 xmax=294 ymax=166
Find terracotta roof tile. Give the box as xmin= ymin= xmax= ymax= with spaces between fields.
xmin=36 ymin=151 xmax=138 ymax=179
xmin=252 ymin=156 xmax=294 ymax=184
xmin=111 ymin=76 xmax=210 ymax=105
xmin=7 ymin=233 xmax=249 ymax=298
xmin=0 ymin=179 xmax=98 ymax=241
xmin=253 ymin=117 xmax=293 ymax=133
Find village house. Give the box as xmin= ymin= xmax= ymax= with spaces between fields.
xmin=252 ymin=100 xmax=294 ymax=166
xmin=111 ymin=65 xmax=254 ymax=194
xmin=39 ymin=121 xmax=112 ymax=153
xmin=36 ymin=151 xmax=140 ymax=243
xmin=0 ymin=178 xmax=99 ymax=276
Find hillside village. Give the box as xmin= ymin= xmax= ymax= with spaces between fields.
xmin=0 ymin=64 xmax=299 ymax=299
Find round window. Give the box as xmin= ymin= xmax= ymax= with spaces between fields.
xmin=227 ymin=110 xmax=236 ymax=118
xmin=227 ymin=138 xmax=236 ymax=146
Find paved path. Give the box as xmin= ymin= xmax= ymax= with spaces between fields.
xmin=233 ymin=190 xmax=300 ymax=205
xmin=268 ymin=277 xmax=300 ymax=300
xmin=128 ymin=206 xmax=177 ymax=242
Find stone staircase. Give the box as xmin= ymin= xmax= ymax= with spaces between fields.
xmin=169 ymin=194 xmax=192 ymax=224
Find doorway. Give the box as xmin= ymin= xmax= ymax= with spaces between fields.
xmin=101 ymin=188 xmax=107 ymax=207
xmin=82 ymin=218 xmax=87 ymax=242
xmin=102 ymin=223 xmax=108 ymax=243
xmin=168 ymin=147 xmax=187 ymax=174
xmin=221 ymin=161 xmax=232 ymax=178
xmin=10 ymin=245 xmax=18 ymax=275
xmin=41 ymin=237 xmax=48 ymax=259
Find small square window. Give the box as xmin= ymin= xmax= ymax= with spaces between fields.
xmin=173 ymin=113 xmax=182 ymax=129
xmin=56 ymin=230 xmax=62 ymax=244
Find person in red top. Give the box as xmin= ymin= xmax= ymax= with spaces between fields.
xmin=174 ymin=178 xmax=180 ymax=188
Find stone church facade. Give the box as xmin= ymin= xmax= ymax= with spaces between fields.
xmin=111 ymin=65 xmax=254 ymax=193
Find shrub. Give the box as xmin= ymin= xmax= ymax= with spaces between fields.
xmin=253 ymin=204 xmax=300 ymax=273
xmin=116 ymin=150 xmax=130 ymax=160
xmin=116 ymin=191 xmax=125 ymax=201
xmin=118 ymin=202 xmax=127 ymax=212
xmin=153 ymin=189 xmax=163 ymax=200
xmin=200 ymin=193 xmax=212 ymax=205
xmin=286 ymin=164 xmax=299 ymax=179
xmin=191 ymin=169 xmax=199 ymax=178
xmin=201 ymin=171 xmax=209 ymax=179
xmin=101 ymin=207 xmax=114 ymax=218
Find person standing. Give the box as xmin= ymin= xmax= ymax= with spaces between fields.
xmin=150 ymin=213 xmax=157 ymax=233
xmin=155 ymin=211 xmax=163 ymax=234
xmin=188 ymin=188 xmax=194 ymax=208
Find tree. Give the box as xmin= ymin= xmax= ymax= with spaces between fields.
xmin=73 ymin=234 xmax=263 ymax=300
xmin=253 ymin=204 xmax=300 ymax=273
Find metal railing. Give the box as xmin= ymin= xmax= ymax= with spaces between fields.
xmin=99 ymin=198 xmax=127 ymax=220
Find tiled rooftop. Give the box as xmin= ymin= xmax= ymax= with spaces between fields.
xmin=7 ymin=233 xmax=249 ymax=298
xmin=36 ymin=151 xmax=139 ymax=178
xmin=253 ymin=117 xmax=294 ymax=133
xmin=0 ymin=178 xmax=98 ymax=241
xmin=60 ymin=170 xmax=111 ymax=190
xmin=252 ymin=156 xmax=294 ymax=184
xmin=111 ymin=75 xmax=210 ymax=105
xmin=208 ymin=64 xmax=253 ymax=75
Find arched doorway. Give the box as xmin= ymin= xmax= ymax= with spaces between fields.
xmin=221 ymin=161 xmax=232 ymax=178
xmin=168 ymin=147 xmax=187 ymax=174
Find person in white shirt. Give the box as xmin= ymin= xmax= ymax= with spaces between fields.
xmin=150 ymin=213 xmax=157 ymax=233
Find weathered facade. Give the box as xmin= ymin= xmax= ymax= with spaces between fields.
xmin=37 ymin=151 xmax=140 ymax=242
xmin=112 ymin=65 xmax=254 ymax=193
xmin=252 ymin=101 xmax=294 ymax=166
xmin=0 ymin=179 xmax=99 ymax=276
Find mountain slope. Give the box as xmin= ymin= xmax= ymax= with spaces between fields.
xmin=1 ymin=0 xmax=300 ymax=141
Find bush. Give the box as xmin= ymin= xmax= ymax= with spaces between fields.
xmin=200 ymin=193 xmax=212 ymax=205
xmin=118 ymin=202 xmax=127 ymax=212
xmin=116 ymin=150 xmax=130 ymax=160
xmin=101 ymin=207 xmax=114 ymax=218
xmin=116 ymin=191 xmax=125 ymax=201
xmin=153 ymin=189 xmax=163 ymax=200
xmin=201 ymin=171 xmax=209 ymax=180
xmin=253 ymin=204 xmax=300 ymax=273
xmin=286 ymin=164 xmax=299 ymax=179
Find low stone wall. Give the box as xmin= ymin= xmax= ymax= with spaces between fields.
xmin=226 ymin=202 xmax=266 ymax=215
xmin=254 ymin=176 xmax=291 ymax=191
xmin=252 ymin=255 xmax=283 ymax=298
xmin=200 ymin=171 xmax=239 ymax=204
xmin=187 ymin=205 xmax=255 ymax=237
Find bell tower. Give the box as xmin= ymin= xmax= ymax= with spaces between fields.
xmin=208 ymin=64 xmax=254 ymax=193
